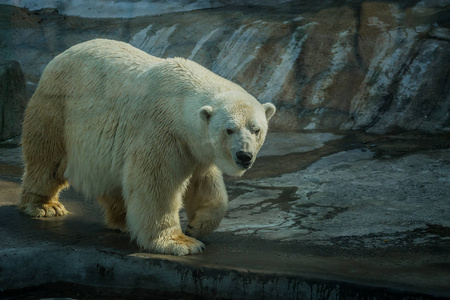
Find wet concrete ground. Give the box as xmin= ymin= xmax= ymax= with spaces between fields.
xmin=0 ymin=132 xmax=449 ymax=299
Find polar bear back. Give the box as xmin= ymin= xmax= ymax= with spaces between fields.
xmin=35 ymin=39 xmax=184 ymax=197
xmin=55 ymin=40 xmax=148 ymax=195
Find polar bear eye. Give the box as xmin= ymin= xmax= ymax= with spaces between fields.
xmin=226 ymin=129 xmax=235 ymax=135
xmin=254 ymin=129 xmax=261 ymax=135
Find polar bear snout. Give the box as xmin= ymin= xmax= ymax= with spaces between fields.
xmin=235 ymin=151 xmax=253 ymax=169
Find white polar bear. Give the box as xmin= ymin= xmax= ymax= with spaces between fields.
xmin=18 ymin=39 xmax=276 ymax=256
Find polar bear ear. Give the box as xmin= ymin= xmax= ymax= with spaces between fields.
xmin=263 ymin=103 xmax=276 ymax=121
xmin=199 ymin=105 xmax=214 ymax=123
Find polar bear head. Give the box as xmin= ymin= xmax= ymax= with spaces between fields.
xmin=199 ymin=91 xmax=276 ymax=177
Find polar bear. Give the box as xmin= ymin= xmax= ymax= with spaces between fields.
xmin=18 ymin=39 xmax=276 ymax=256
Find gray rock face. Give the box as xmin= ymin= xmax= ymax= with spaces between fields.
xmin=340 ymin=2 xmax=450 ymax=134
xmin=0 ymin=1 xmax=449 ymax=133
xmin=0 ymin=61 xmax=26 ymax=141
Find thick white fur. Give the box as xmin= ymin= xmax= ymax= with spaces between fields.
xmin=19 ymin=39 xmax=275 ymax=256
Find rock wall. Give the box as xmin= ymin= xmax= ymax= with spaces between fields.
xmin=0 ymin=1 xmax=449 ymax=133
xmin=0 ymin=61 xmax=26 ymax=141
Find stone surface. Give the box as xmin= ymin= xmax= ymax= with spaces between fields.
xmin=0 ymin=61 xmax=26 ymax=141
xmin=0 ymin=132 xmax=449 ymax=299
xmin=0 ymin=1 xmax=449 ymax=134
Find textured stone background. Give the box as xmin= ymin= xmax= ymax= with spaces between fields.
xmin=0 ymin=2 xmax=449 ymax=297
xmin=0 ymin=0 xmax=449 ymax=137
xmin=0 ymin=61 xmax=26 ymax=140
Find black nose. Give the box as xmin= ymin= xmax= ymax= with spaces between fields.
xmin=236 ymin=151 xmax=253 ymax=162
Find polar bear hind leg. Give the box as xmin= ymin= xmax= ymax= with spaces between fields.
xmin=20 ymin=165 xmax=68 ymax=218
xmin=19 ymin=90 xmax=69 ymax=217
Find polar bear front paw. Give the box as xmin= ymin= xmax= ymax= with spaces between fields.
xmin=18 ymin=201 xmax=68 ymax=217
xmin=148 ymin=233 xmax=205 ymax=256
xmin=185 ymin=217 xmax=218 ymax=239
